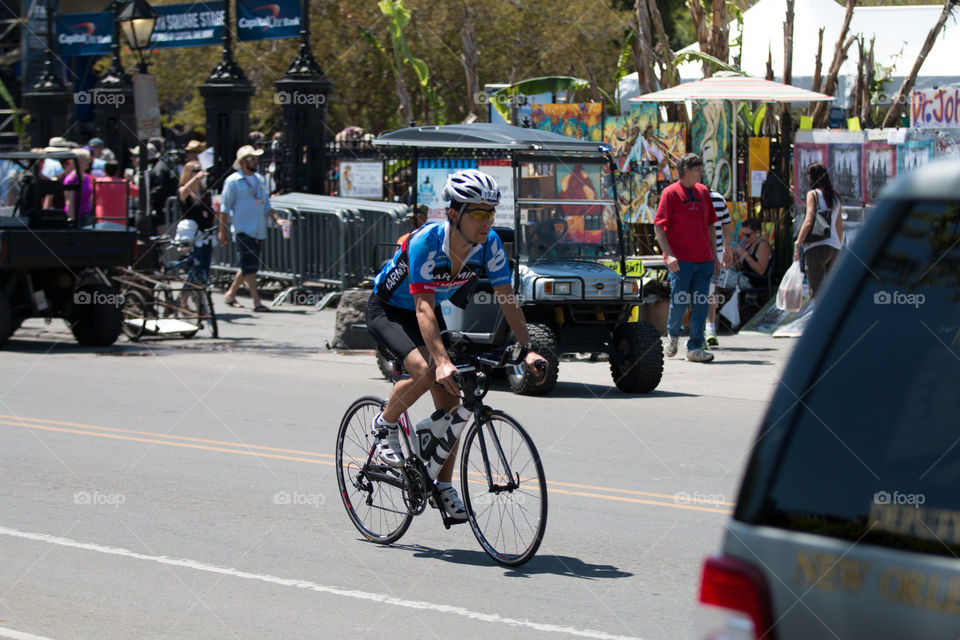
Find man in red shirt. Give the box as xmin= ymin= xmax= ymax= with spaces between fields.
xmin=654 ymin=153 xmax=718 ymax=363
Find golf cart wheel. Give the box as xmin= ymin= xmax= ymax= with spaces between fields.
xmin=69 ymin=282 xmax=123 ymax=347
xmin=507 ymin=323 xmax=559 ymax=396
xmin=609 ymin=321 xmax=663 ymax=393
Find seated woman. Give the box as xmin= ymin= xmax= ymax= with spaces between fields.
xmin=733 ymin=217 xmax=772 ymax=288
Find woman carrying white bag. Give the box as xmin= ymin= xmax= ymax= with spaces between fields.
xmin=792 ymin=162 xmax=844 ymax=299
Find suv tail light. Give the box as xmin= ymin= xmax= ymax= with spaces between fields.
xmin=697 ymin=555 xmax=775 ymax=640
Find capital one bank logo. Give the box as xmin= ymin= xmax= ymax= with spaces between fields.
xmin=59 ymin=22 xmax=108 ymax=47
xmin=238 ymin=4 xmax=301 ymax=31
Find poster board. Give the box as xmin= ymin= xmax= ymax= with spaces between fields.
xmin=748 ymin=137 xmax=770 ymax=198
xmin=338 ymin=161 xmax=382 ymax=199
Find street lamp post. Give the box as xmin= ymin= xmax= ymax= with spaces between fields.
xmin=117 ymin=0 xmax=158 ymax=240
xmin=23 ymin=0 xmax=73 ymax=148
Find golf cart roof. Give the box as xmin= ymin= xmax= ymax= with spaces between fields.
xmin=375 ymin=123 xmax=609 ymax=153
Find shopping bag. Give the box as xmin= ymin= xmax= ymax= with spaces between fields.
xmin=776 ymin=261 xmax=804 ymax=312
xmin=719 ymin=287 xmax=741 ymax=328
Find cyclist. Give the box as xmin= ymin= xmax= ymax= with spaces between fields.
xmin=366 ymin=168 xmax=546 ymax=522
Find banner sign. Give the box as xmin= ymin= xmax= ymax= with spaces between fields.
xmin=56 ymin=12 xmax=113 ymax=57
xmin=236 ymin=0 xmax=301 ymax=41
xmin=911 ymin=88 xmax=960 ymax=129
xmin=56 ymin=3 xmax=224 ymax=56
xmin=150 ymin=2 xmax=225 ymax=49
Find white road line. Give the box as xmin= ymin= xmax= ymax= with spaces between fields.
xmin=0 ymin=526 xmax=642 ymax=640
xmin=0 ymin=627 xmax=55 ymax=640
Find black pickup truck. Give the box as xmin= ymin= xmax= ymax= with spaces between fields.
xmin=0 ymin=151 xmax=137 ymax=347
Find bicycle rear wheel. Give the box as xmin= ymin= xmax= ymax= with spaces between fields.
xmin=336 ymin=396 xmax=413 ymax=544
xmin=460 ymin=411 xmax=547 ymax=566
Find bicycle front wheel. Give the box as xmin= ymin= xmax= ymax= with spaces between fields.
xmin=460 ymin=411 xmax=547 ymax=567
xmin=181 ymin=288 xmax=219 ymax=338
xmin=336 ymin=396 xmax=413 ymax=544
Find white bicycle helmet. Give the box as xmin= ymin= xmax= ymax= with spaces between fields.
xmin=441 ymin=169 xmax=501 ymax=207
xmin=175 ymin=219 xmax=199 ymax=245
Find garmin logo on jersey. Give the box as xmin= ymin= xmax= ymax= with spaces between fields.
xmin=382 ymin=256 xmax=409 ymax=294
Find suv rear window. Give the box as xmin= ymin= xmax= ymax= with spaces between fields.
xmin=755 ymin=201 xmax=960 ymax=557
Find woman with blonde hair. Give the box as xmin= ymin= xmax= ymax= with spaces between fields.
xmin=177 ymin=161 xmax=220 ymax=285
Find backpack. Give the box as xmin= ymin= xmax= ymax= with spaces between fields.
xmin=803 ymin=190 xmax=834 ymax=244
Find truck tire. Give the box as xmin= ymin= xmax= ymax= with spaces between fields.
xmin=0 ymin=290 xmax=11 ymax=347
xmin=69 ymin=283 xmax=123 ymax=347
xmin=609 ymin=321 xmax=663 ymax=393
xmin=507 ymin=323 xmax=559 ymax=396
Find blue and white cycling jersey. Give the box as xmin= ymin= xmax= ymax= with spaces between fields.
xmin=372 ymin=221 xmax=512 ymax=311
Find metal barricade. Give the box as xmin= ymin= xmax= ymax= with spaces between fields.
xmin=208 ymin=193 xmax=408 ymax=301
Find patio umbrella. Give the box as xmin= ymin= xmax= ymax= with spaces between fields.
xmin=630 ymin=74 xmax=833 ymax=200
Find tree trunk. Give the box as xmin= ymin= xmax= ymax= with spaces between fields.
xmin=854 ymin=36 xmax=865 ymax=120
xmin=688 ymin=0 xmax=712 ymax=77
xmin=783 ymin=0 xmax=795 ymax=85
xmin=709 ymin=0 xmax=730 ymax=67
xmin=647 ymin=0 xmax=678 ymax=88
xmin=882 ymin=0 xmax=957 ymax=127
xmin=811 ymin=28 xmax=824 ymax=93
xmin=460 ymin=1 xmax=480 ymax=121
xmin=810 ymin=0 xmax=856 ymax=128
xmin=395 ymin=74 xmax=413 ymax=126
xmin=634 ymin=0 xmax=659 ymax=93
xmin=861 ymin=37 xmax=875 ymax=126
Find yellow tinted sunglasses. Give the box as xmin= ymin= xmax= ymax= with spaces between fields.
xmin=464 ymin=207 xmax=496 ymax=222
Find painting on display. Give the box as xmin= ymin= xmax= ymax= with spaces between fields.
xmin=897 ymin=140 xmax=934 ymax=176
xmin=626 ymin=169 xmax=658 ymax=224
xmin=792 ymin=143 xmax=828 ymax=203
xmin=862 ymin=142 xmax=896 ymax=203
xmin=656 ymin=122 xmax=687 ymax=181
xmin=829 ymin=144 xmax=862 ymax=205
xmin=603 ymin=112 xmax=643 ymax=171
xmin=690 ymin=101 xmax=732 ymax=198
xmin=530 ymin=103 xmax=603 ymax=142
xmin=621 ymin=103 xmax=659 ymax=172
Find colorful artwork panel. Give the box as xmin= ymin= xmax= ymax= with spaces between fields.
xmin=690 ymin=101 xmax=732 ymax=198
xmin=530 ymin=103 xmax=603 ymax=142
xmin=656 ymin=122 xmax=687 ymax=181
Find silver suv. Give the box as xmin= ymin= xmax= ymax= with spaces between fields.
xmin=697 ymin=159 xmax=960 ymax=639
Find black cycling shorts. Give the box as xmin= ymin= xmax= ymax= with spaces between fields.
xmin=366 ymin=294 xmax=446 ymax=361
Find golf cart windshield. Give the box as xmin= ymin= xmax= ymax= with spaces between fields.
xmin=517 ymin=158 xmax=620 ymax=263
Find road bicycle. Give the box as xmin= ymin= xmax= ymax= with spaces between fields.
xmin=336 ymin=339 xmax=547 ymax=567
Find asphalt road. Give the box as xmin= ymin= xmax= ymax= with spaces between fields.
xmin=0 ymin=295 xmax=795 ymax=640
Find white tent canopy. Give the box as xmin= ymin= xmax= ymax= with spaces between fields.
xmin=629 ymin=75 xmax=834 ymax=103
xmin=619 ymin=0 xmax=960 ymax=110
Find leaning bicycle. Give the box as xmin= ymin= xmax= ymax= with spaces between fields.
xmin=335 ymin=341 xmax=547 ymax=567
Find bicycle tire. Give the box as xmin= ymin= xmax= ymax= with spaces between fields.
xmin=336 ymin=396 xmax=413 ymax=545
xmin=460 ymin=411 xmax=547 ymax=567
xmin=181 ymin=288 xmax=219 ymax=338
xmin=121 ymin=290 xmax=148 ymax=341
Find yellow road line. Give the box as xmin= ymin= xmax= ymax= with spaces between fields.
xmin=0 ymin=414 xmax=733 ymax=515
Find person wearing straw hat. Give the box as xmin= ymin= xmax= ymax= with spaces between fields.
xmin=219 ymin=145 xmax=287 ymax=312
